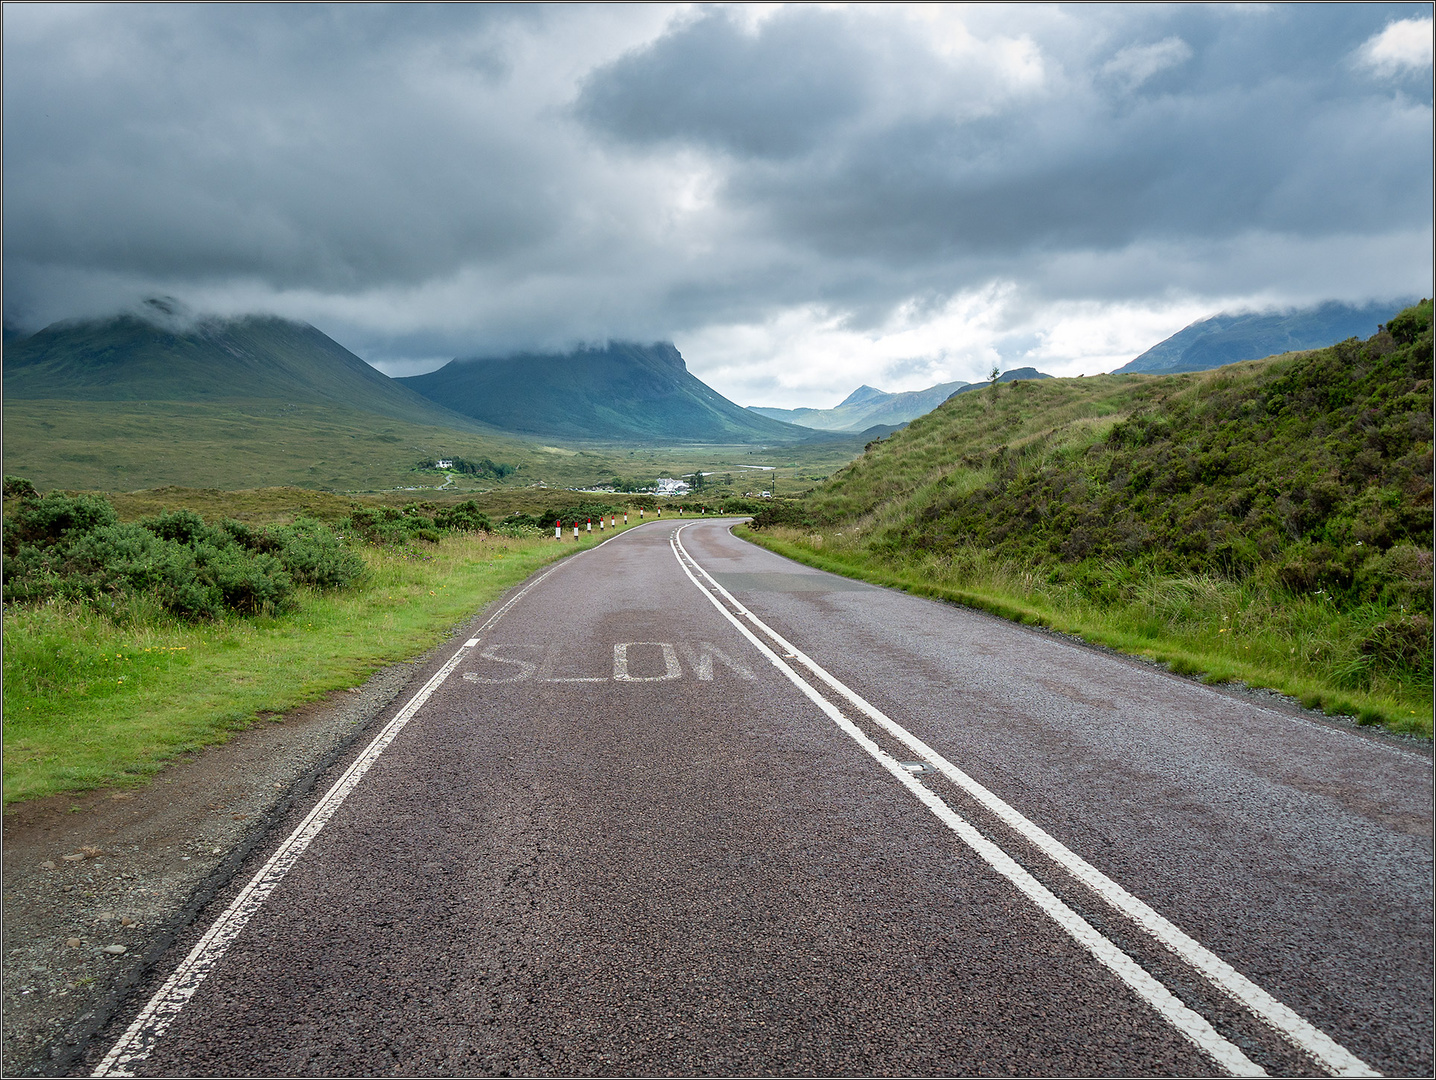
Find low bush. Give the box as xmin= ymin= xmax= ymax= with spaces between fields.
xmin=3 ymin=486 xmax=363 ymax=620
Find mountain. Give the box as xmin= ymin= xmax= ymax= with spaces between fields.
xmin=748 ymin=380 xmax=970 ymax=431
xmin=1111 ymin=299 xmax=1415 ymax=375
xmin=399 ymin=341 xmax=805 ymax=444
xmin=949 ymin=367 xmax=1053 ymax=394
xmin=3 ymin=308 xmax=484 ymax=431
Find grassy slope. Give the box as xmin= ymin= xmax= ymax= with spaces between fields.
xmin=744 ymin=308 xmax=1433 ymax=735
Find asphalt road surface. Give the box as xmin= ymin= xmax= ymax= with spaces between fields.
xmin=85 ymin=520 xmax=1432 ymax=1077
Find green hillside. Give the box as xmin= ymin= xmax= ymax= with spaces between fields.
xmin=400 ymin=341 xmax=805 ymax=444
xmin=748 ymin=301 xmax=1433 ymax=733
xmin=3 ymin=308 xmax=485 ymax=431
xmin=1 ymin=399 xmax=583 ymax=492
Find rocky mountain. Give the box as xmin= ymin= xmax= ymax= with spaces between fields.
xmin=400 ymin=341 xmax=805 ymax=444
xmin=3 ymin=304 xmax=481 ymax=430
xmin=748 ymin=380 xmax=970 ymax=432
xmin=1112 ymin=300 xmax=1415 ymax=375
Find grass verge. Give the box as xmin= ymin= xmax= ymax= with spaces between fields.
xmin=737 ymin=525 xmax=1432 ymax=738
xmin=2 ymin=521 xmax=673 ymax=805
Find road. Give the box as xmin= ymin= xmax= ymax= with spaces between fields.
xmin=85 ymin=519 xmax=1432 ymax=1076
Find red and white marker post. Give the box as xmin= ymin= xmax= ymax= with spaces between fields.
xmin=555 ymin=520 xmax=561 ymax=540
xmin=586 ymin=518 xmax=592 ymax=533
xmin=572 ymin=522 xmax=579 ymax=539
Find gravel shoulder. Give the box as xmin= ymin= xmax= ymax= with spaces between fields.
xmin=1 ymin=653 xmax=426 ymax=1076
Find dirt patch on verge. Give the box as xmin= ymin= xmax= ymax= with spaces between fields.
xmin=1 ymin=658 xmax=420 ymax=1076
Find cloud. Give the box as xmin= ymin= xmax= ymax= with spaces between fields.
xmin=1357 ymin=16 xmax=1433 ymax=75
xmin=1102 ymin=37 xmax=1193 ymax=90
xmin=2 ymin=3 xmax=1429 ymax=406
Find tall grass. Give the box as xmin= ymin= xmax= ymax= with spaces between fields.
xmin=745 ymin=526 xmax=1431 ymax=736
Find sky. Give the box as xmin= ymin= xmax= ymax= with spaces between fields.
xmin=4 ymin=3 xmax=1431 ymax=408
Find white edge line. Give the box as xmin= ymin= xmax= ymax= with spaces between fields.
xmin=669 ymin=526 xmax=1263 ymax=1077
xmin=92 ymin=559 xmax=567 ymax=1077
xmin=679 ymin=523 xmax=1380 ymax=1079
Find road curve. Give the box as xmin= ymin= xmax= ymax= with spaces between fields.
xmin=86 ymin=519 xmax=1432 ymax=1077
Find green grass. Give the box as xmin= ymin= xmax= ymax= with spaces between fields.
xmin=2 ymin=399 xmax=861 ymax=499
xmin=2 ymin=517 xmax=694 ymax=805
xmin=739 ymin=526 xmax=1431 ymax=736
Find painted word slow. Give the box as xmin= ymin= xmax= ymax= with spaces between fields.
xmin=461 ymin=641 xmax=754 ymax=683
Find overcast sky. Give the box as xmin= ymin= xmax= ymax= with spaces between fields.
xmin=4 ymin=3 xmax=1431 ymax=407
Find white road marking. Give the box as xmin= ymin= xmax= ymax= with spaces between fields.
xmin=460 ymin=638 xmax=755 ymax=685
xmin=678 ymin=640 xmax=755 ymax=681
xmin=462 ymin=643 xmax=539 ymax=684
xmin=667 ymin=526 xmax=1263 ymax=1076
xmin=91 ymin=560 xmax=568 ymax=1077
xmin=613 ymin=642 xmax=682 ymax=682
xmin=675 ymin=523 xmax=1380 ymax=1078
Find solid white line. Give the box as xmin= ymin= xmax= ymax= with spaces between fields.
xmin=668 ymin=526 xmax=1263 ymax=1077
xmin=92 ymin=560 xmax=567 ymax=1077
xmin=674 ymin=524 xmax=1379 ymax=1078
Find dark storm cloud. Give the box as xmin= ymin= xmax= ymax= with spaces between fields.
xmin=2 ymin=3 xmax=1429 ymax=396
xmin=4 ymin=4 xmax=549 ymax=296
xmin=575 ymin=6 xmax=869 ymax=159
xmin=580 ymin=4 xmax=1430 ymax=272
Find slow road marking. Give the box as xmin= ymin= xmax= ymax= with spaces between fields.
xmin=460 ymin=640 xmax=754 ymax=683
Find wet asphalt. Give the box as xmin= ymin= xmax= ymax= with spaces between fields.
xmin=84 ymin=520 xmax=1432 ymax=1076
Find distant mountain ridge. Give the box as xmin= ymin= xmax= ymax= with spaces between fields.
xmin=748 ymin=380 xmax=970 ymax=431
xmin=3 ymin=310 xmax=484 ymax=431
xmin=949 ymin=367 xmax=1053 ymax=395
xmin=1113 ymin=300 xmax=1414 ymax=375
xmin=400 ymin=342 xmax=805 ymax=444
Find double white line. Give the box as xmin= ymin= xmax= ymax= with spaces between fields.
xmin=672 ymin=523 xmax=1378 ymax=1078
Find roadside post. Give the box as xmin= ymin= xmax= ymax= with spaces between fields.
xmin=587 ymin=518 xmax=592 ymax=533
xmin=555 ymin=520 xmax=561 ymax=540
xmin=572 ymin=522 xmax=578 ymax=539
